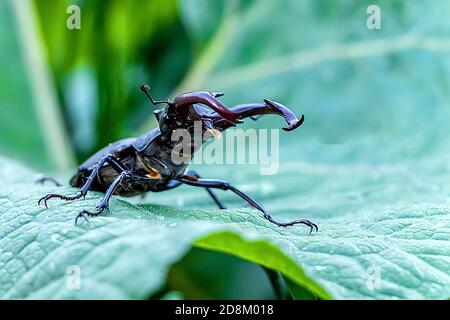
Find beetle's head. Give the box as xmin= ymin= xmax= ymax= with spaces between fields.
xmin=141 ymin=84 xmax=237 ymax=140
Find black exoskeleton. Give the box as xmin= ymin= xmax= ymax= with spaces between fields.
xmin=38 ymin=84 xmax=317 ymax=232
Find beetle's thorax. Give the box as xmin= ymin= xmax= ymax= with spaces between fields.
xmin=138 ymin=104 xmax=217 ymax=175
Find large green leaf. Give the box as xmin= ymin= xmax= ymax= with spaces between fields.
xmin=0 ymin=156 xmax=325 ymax=299
xmin=1 ymin=156 xmax=449 ymax=299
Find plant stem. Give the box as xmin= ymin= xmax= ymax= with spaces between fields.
xmin=262 ymin=266 xmax=285 ymax=300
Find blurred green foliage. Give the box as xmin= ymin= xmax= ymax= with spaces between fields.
xmin=34 ymin=0 xmax=189 ymax=161
xmin=0 ymin=1 xmax=52 ymax=169
xmin=25 ymin=0 xmax=450 ymax=168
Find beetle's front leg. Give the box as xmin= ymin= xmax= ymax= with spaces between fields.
xmin=177 ymin=175 xmax=318 ymax=232
xmin=38 ymin=155 xmax=127 ymax=208
xmin=75 ymin=171 xmax=130 ymax=225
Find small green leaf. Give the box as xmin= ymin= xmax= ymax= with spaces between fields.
xmin=195 ymin=231 xmax=331 ymax=299
xmin=0 ymin=156 xmax=323 ymax=299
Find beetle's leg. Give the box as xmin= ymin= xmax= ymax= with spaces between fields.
xmin=38 ymin=193 xmax=84 ymax=209
xmin=75 ymin=171 xmax=130 ymax=225
xmin=152 ymin=175 xmax=223 ymax=206
xmin=177 ymin=176 xmax=318 ymax=232
xmin=154 ymin=175 xmax=225 ymax=210
xmin=185 ymin=170 xmax=226 ymax=209
xmin=185 ymin=171 xmax=252 ymax=210
xmin=151 ymin=179 xmax=183 ymax=192
xmin=38 ymin=155 xmax=127 ymax=208
xmin=36 ymin=176 xmax=62 ymax=186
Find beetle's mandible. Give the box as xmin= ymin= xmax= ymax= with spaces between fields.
xmin=38 ymin=84 xmax=318 ymax=232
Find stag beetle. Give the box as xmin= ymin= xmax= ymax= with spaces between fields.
xmin=38 ymin=84 xmax=318 ymax=232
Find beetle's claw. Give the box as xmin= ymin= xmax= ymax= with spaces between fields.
xmin=38 ymin=195 xmax=47 ymax=208
xmin=301 ymin=219 xmax=319 ymax=233
xmin=75 ymin=211 xmax=90 ymax=225
xmin=38 ymin=193 xmax=84 ymax=209
xmin=75 ymin=206 xmax=108 ymax=225
xmin=294 ymin=219 xmax=318 ymax=233
xmin=79 ymin=209 xmax=101 ymax=218
xmin=306 ymin=220 xmax=319 ymax=233
xmin=75 ymin=210 xmax=96 ymax=225
xmin=275 ymin=218 xmax=318 ymax=233
xmin=38 ymin=193 xmax=63 ymax=209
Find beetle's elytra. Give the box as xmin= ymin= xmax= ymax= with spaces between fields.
xmin=38 ymin=85 xmax=317 ymax=232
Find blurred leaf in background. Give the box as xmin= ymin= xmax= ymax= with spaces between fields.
xmin=4 ymin=0 xmax=450 ymax=168
xmin=33 ymin=0 xmax=188 ymax=161
xmin=170 ymin=0 xmax=450 ymax=166
xmin=0 ymin=0 xmax=74 ymax=171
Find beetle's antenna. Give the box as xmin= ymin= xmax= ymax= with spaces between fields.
xmin=140 ymin=84 xmax=171 ymax=106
